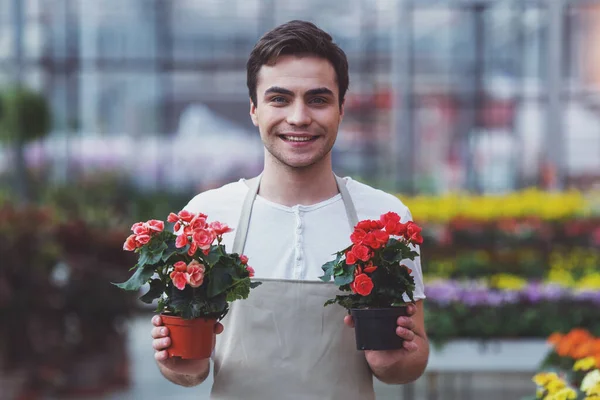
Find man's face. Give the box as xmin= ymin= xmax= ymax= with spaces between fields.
xmin=250 ymin=54 xmax=344 ymax=170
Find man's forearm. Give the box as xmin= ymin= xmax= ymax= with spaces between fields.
xmin=368 ymin=335 xmax=430 ymax=384
xmin=157 ymin=360 xmax=210 ymax=387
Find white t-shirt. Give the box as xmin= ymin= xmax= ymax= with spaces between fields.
xmin=184 ymin=176 xmax=425 ymax=300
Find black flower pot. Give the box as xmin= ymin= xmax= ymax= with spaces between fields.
xmin=350 ymin=307 xmax=408 ymax=350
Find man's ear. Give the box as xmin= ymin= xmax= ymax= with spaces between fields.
xmin=339 ymin=98 xmax=345 ymax=122
xmin=250 ymin=98 xmax=258 ymax=127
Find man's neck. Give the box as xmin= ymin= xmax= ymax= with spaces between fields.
xmin=257 ymin=159 xmax=339 ymax=207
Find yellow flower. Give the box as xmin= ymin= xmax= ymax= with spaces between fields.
xmin=545 ymin=387 xmax=577 ymax=400
xmin=547 ymin=269 xmax=576 ymax=287
xmin=578 ymin=274 xmax=600 ymax=291
xmin=582 ymin=370 xmax=600 ymax=394
xmin=547 ymin=378 xmax=567 ymax=393
xmin=533 ymin=372 xmax=560 ymax=386
xmin=490 ymin=274 xmax=527 ymax=290
xmin=575 ymin=357 xmax=598 ymax=371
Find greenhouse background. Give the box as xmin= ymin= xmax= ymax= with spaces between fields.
xmin=1 ymin=0 xmax=599 ymax=399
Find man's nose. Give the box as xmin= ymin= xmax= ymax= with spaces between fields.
xmin=286 ymin=102 xmax=312 ymax=126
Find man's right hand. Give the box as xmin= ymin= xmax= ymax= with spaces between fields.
xmin=151 ymin=314 xmax=224 ymax=376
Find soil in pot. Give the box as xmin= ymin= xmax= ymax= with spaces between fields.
xmin=350 ymin=307 xmax=408 ymax=351
xmin=160 ymin=314 xmax=216 ymax=359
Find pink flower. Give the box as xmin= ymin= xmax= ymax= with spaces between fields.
xmin=240 ymin=255 xmax=249 ymax=265
xmin=186 ymin=260 xmax=205 ymax=288
xmin=177 ymin=210 xmax=194 ymax=223
xmin=147 ymin=219 xmax=164 ymax=232
xmin=169 ymin=271 xmax=187 ymax=290
xmin=132 ymin=222 xmax=149 ymax=236
xmin=175 ymin=234 xmax=189 ymax=248
xmin=210 ymin=221 xmax=234 ymax=236
xmin=167 ymin=213 xmax=179 ymax=223
xmin=187 ymin=242 xmax=198 ymax=257
xmin=173 ymin=261 xmax=187 ymax=272
xmin=123 ymin=234 xmax=138 ymax=251
xmin=246 ymin=265 xmax=255 ymax=278
xmin=193 ymin=229 xmax=216 ymax=250
xmin=191 ymin=215 xmax=208 ymax=230
xmin=136 ymin=234 xmax=151 ymax=245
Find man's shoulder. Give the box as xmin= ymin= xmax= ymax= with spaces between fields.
xmin=183 ymin=180 xmax=247 ymax=216
xmin=345 ymin=177 xmax=412 ymax=221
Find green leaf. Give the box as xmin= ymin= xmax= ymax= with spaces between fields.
xmin=250 ymin=281 xmax=262 ymax=289
xmin=334 ymin=264 xmax=355 ymax=286
xmin=112 ymin=265 xmax=155 ymax=291
xmin=226 ymin=279 xmax=251 ymax=302
xmin=207 ymin=266 xmax=235 ymax=297
xmin=319 ymin=259 xmax=336 ymax=282
xmin=205 ymin=246 xmax=223 ymax=266
xmin=139 ymin=279 xmax=165 ymax=304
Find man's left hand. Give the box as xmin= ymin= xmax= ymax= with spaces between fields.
xmin=343 ymin=303 xmax=419 ymax=364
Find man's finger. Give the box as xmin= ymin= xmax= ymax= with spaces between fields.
xmin=402 ymin=340 xmax=418 ymax=353
xmin=151 ymin=326 xmax=169 ymax=339
xmin=396 ymin=316 xmax=415 ymax=330
xmin=154 ymin=350 xmax=169 ymax=361
xmin=153 ymin=337 xmax=171 ymax=351
xmin=343 ymin=315 xmax=355 ymax=328
xmin=396 ymin=326 xmax=415 ymax=341
xmin=406 ymin=304 xmax=416 ymax=316
xmin=215 ymin=322 xmax=224 ymax=335
xmin=152 ymin=315 xmax=163 ymax=326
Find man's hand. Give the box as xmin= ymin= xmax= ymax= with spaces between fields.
xmin=343 ymin=303 xmax=418 ymax=353
xmin=344 ymin=303 xmax=428 ymax=384
xmin=151 ymin=315 xmax=224 ymax=376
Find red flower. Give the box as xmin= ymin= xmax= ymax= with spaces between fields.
xmin=355 ymin=220 xmax=384 ymax=232
xmin=364 ymin=230 xmax=389 ymax=249
xmin=405 ymin=221 xmax=423 ymax=245
xmin=400 ymin=264 xmax=413 ymax=274
xmin=351 ymin=244 xmax=371 ymax=262
xmin=363 ymin=262 xmax=378 ymax=274
xmin=240 ymin=255 xmax=249 ymax=265
xmin=380 ymin=211 xmax=406 ymax=236
xmin=246 ymin=265 xmax=255 ymax=278
xmin=346 ymin=249 xmax=357 ymax=265
xmin=350 ymin=229 xmax=368 ymax=245
xmin=351 ymin=273 xmax=374 ymax=296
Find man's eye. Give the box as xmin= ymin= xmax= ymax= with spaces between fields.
xmin=271 ymin=96 xmax=287 ymax=103
xmin=310 ymin=97 xmax=327 ymax=104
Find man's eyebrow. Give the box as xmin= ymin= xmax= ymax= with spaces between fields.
xmin=264 ymin=86 xmax=294 ymax=96
xmin=305 ymin=87 xmax=334 ymax=97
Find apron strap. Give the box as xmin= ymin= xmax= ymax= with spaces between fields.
xmin=232 ymin=174 xmax=261 ymax=255
xmin=232 ymin=173 xmax=358 ymax=255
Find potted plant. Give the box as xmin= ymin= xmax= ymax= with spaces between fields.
xmin=113 ymin=210 xmax=260 ymax=359
xmin=319 ymin=211 xmax=423 ymax=351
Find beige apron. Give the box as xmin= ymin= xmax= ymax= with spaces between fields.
xmin=210 ymin=175 xmax=375 ymax=400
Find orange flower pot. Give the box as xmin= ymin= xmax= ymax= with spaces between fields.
xmin=161 ymin=314 xmax=217 ymax=359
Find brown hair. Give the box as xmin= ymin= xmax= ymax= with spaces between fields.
xmin=247 ymin=20 xmax=349 ymax=109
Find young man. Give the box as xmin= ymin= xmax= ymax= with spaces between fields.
xmin=151 ymin=20 xmax=429 ymax=399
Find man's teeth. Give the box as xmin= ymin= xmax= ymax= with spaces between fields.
xmin=283 ymin=136 xmax=313 ymax=142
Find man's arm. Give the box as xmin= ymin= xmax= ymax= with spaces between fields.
xmin=353 ymin=301 xmax=429 ymax=384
